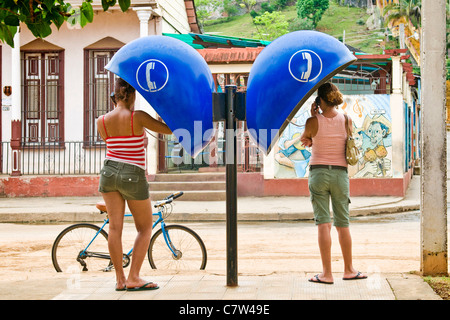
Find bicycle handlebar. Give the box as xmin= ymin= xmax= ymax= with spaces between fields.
xmin=154 ymin=191 xmax=184 ymax=208
xmin=165 ymin=191 xmax=184 ymax=200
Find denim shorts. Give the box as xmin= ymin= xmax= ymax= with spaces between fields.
xmin=308 ymin=166 xmax=350 ymax=227
xmin=98 ymin=160 xmax=149 ymax=200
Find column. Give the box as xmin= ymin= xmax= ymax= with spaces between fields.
xmin=389 ymin=55 xmax=405 ymax=178
xmin=10 ymin=31 xmax=21 ymax=176
xmin=420 ymin=0 xmax=448 ymax=276
xmin=134 ymin=7 xmax=152 ymax=38
xmin=133 ymin=7 xmax=159 ymax=175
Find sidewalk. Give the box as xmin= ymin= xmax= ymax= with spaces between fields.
xmin=0 ymin=176 xmax=444 ymax=301
xmin=0 ymin=175 xmax=421 ymax=223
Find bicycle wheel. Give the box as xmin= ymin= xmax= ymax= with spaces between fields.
xmin=52 ymin=223 xmax=111 ymax=273
xmin=148 ymin=225 xmax=207 ymax=270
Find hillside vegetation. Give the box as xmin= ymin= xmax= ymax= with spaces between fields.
xmin=203 ymin=2 xmax=389 ymax=54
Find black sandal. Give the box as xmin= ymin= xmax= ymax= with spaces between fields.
xmin=308 ymin=274 xmax=334 ymax=284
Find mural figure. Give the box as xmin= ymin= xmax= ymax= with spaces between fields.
xmin=353 ymin=114 xmax=392 ymax=177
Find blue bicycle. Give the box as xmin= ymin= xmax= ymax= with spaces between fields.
xmin=51 ymin=192 xmax=207 ymax=272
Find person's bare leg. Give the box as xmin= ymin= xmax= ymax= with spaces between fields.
xmin=336 ymin=226 xmax=367 ymax=279
xmin=125 ymin=198 xmax=157 ymax=289
xmin=101 ymin=191 xmax=126 ymax=290
xmin=310 ymin=222 xmax=334 ymax=283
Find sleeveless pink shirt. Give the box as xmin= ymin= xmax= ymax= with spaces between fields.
xmin=310 ymin=112 xmax=348 ymax=167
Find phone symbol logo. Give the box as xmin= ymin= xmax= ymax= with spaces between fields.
xmin=136 ymin=59 xmax=169 ymax=92
xmin=289 ymin=50 xmax=322 ymax=83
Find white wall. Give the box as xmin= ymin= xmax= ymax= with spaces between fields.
xmin=159 ymin=0 xmax=190 ymax=33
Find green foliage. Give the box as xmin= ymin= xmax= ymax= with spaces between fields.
xmin=273 ymin=0 xmax=289 ymax=10
xmin=356 ymin=18 xmax=365 ymax=25
xmin=288 ymin=16 xmax=314 ymax=32
xmin=238 ymin=0 xmax=256 ymax=13
xmin=447 ymin=59 xmax=450 ymax=80
xmin=223 ymin=0 xmax=239 ymax=17
xmin=296 ymin=0 xmax=329 ymax=27
xmin=253 ymin=10 xmax=288 ymax=40
xmin=0 ymin=0 xmax=130 ymax=47
xmin=250 ymin=10 xmax=258 ymax=18
xmin=194 ymin=0 xmax=222 ymax=27
xmin=260 ymin=2 xmax=275 ymax=13
xmin=203 ymin=1 xmax=386 ymax=54
xmin=382 ymin=0 xmax=421 ymax=28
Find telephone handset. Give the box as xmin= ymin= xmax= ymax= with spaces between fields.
xmin=146 ymin=62 xmax=157 ymax=91
xmin=314 ymin=96 xmax=321 ymax=113
xmin=301 ymin=52 xmax=312 ymax=81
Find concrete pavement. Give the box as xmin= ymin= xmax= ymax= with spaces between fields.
xmin=0 ymin=175 xmax=445 ymax=301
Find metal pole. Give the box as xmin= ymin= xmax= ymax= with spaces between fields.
xmin=225 ymin=85 xmax=238 ymax=286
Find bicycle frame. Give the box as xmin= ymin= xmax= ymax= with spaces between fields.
xmin=80 ymin=205 xmax=179 ymax=261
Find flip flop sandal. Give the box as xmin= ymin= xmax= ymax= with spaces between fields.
xmin=343 ymin=271 xmax=368 ymax=280
xmin=308 ymin=274 xmax=334 ymax=284
xmin=126 ymin=282 xmax=159 ymax=291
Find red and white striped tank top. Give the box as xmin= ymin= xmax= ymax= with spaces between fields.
xmin=102 ymin=112 xmax=146 ymax=170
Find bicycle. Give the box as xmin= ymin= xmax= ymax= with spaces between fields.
xmin=51 ymin=191 xmax=207 ymax=273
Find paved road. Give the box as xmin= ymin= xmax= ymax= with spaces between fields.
xmin=0 ymin=210 xmax=435 ymax=300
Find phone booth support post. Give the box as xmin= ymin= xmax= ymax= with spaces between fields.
xmin=213 ymin=85 xmax=246 ymax=287
xmin=225 ymin=85 xmax=238 ymax=287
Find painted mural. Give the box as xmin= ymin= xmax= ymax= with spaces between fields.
xmin=274 ymin=94 xmax=392 ymax=178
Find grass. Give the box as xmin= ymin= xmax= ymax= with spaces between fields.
xmin=423 ymin=276 xmax=450 ymax=300
xmin=315 ymin=3 xmax=386 ymax=54
xmin=202 ymin=11 xmax=260 ymax=39
xmin=203 ymin=2 xmax=388 ymax=54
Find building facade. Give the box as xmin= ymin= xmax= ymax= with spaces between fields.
xmin=0 ymin=1 xmax=200 ymax=195
xmin=0 ymin=1 xmax=420 ymax=198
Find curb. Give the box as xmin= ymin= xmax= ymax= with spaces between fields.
xmin=0 ymin=203 xmax=420 ymax=223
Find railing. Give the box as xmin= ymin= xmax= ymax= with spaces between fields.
xmin=1 ymin=136 xmax=262 ymax=175
xmin=1 ymin=142 xmax=10 ymax=175
xmin=1 ymin=141 xmax=107 ymax=175
xmin=331 ymin=76 xmax=391 ymax=95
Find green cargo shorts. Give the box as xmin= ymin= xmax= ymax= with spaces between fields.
xmin=308 ymin=166 xmax=350 ymax=227
xmin=98 ymin=160 xmax=149 ymax=200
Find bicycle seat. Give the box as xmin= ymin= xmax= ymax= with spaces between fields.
xmin=96 ymin=201 xmax=107 ymax=212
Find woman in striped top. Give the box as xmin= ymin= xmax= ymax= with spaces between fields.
xmin=97 ymin=78 xmax=172 ymax=292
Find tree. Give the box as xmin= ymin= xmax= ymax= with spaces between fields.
xmin=0 ymin=0 xmax=131 ymax=48
xmin=296 ymin=0 xmax=329 ymax=28
xmin=238 ymin=0 xmax=256 ymax=13
xmin=253 ymin=10 xmax=289 ymax=41
xmin=194 ymin=0 xmax=221 ymax=27
xmin=383 ymin=0 xmax=421 ymax=29
xmin=222 ymin=0 xmax=239 ymax=17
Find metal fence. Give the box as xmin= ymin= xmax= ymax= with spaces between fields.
xmin=331 ymin=76 xmax=391 ymax=95
xmin=1 ymin=141 xmax=107 ymax=175
xmin=1 ymin=137 xmax=262 ymax=175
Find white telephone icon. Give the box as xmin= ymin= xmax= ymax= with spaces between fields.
xmin=146 ymin=62 xmax=157 ymax=91
xmin=301 ymin=52 xmax=312 ymax=81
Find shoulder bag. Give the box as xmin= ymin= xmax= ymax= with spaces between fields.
xmin=344 ymin=114 xmax=359 ymax=166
